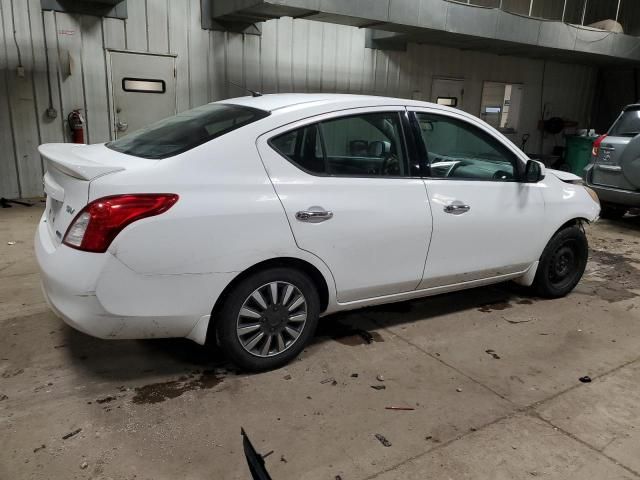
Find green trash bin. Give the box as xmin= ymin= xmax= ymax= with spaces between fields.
xmin=565 ymin=135 xmax=596 ymax=176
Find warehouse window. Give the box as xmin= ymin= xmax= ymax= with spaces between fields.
xmin=480 ymin=82 xmax=523 ymax=133
xmin=122 ymin=78 xmax=166 ymax=94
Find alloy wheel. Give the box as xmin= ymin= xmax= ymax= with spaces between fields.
xmin=236 ymin=281 xmax=308 ymax=358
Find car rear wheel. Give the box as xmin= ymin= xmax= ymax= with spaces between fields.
xmin=216 ymin=268 xmax=320 ymax=372
xmin=532 ymin=225 xmax=588 ymax=298
xmin=600 ymin=203 xmax=628 ymax=220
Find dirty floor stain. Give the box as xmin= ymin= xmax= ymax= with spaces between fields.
xmin=478 ymin=301 xmax=513 ymax=313
xmin=131 ymin=371 xmax=223 ymax=405
xmin=581 ymin=249 xmax=640 ymax=303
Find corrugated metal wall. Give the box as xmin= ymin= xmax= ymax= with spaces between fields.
xmin=0 ymin=0 xmax=597 ymax=199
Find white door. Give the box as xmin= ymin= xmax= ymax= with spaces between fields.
xmin=409 ymin=108 xmax=545 ymax=288
xmin=109 ymin=51 xmax=177 ymax=138
xmin=431 ymin=78 xmax=465 ymax=109
xmin=258 ymin=108 xmax=432 ymax=303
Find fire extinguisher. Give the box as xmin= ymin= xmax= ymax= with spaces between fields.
xmin=68 ymin=109 xmax=85 ymax=144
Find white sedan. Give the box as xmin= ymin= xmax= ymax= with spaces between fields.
xmin=35 ymin=94 xmax=600 ymax=371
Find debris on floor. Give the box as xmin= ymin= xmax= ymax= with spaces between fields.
xmin=350 ymin=373 xmax=359 ymax=378
xmin=456 ymin=387 xmax=463 ymax=392
xmin=376 ymin=374 xmax=385 ymax=382
xmin=80 ymin=462 xmax=88 ymax=470
xmin=502 ymin=315 xmax=536 ymax=324
xmin=33 ymin=445 xmax=45 ymax=453
xmin=485 ymin=349 xmax=501 ymax=359
xmin=370 ymin=385 xmax=386 ymax=390
xmin=320 ymin=377 xmax=335 ymax=385
xmin=62 ymin=428 xmax=82 ymax=440
xmin=579 ymin=376 xmax=592 ymax=383
xmin=374 ymin=433 xmax=392 ymax=447
xmin=7 ymin=241 xmax=16 ymax=246
xmin=385 ymin=406 xmax=415 ymax=411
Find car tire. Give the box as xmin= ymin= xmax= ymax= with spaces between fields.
xmin=216 ymin=268 xmax=320 ymax=372
xmin=532 ymin=225 xmax=588 ymax=298
xmin=600 ymin=203 xmax=628 ymax=220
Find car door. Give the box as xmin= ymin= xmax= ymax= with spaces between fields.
xmin=409 ymin=108 xmax=545 ymax=289
xmin=257 ymin=107 xmax=432 ymax=303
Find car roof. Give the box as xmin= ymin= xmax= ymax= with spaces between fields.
xmin=216 ymin=93 xmax=459 ymax=116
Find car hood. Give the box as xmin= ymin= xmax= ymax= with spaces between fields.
xmin=547 ymin=168 xmax=582 ymax=183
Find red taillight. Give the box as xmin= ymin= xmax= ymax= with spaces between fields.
xmin=63 ymin=194 xmax=178 ymax=253
xmin=592 ymin=134 xmax=607 ymax=157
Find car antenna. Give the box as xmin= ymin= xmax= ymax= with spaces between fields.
xmin=229 ymin=81 xmax=262 ymax=97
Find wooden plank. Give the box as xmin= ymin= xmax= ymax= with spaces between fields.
xmin=1 ymin=0 xmax=43 ymax=197
xmin=29 ymin=3 xmax=64 ymax=146
xmin=168 ymin=0 xmax=189 ymax=111
xmin=334 ymin=24 xmax=351 ymax=93
xmin=305 ymin=20 xmax=323 ymax=93
xmin=187 ymin=0 xmax=208 ymax=108
xmin=360 ymin=42 xmax=376 ymax=95
xmin=320 ymin=23 xmax=337 ymax=92
xmin=146 ymin=0 xmax=169 ymax=53
xmin=80 ymin=15 xmax=110 ymax=144
xmin=209 ymin=30 xmax=227 ymax=101
xmin=55 ymin=12 xmax=85 ymax=140
xmin=125 ymin=0 xmax=147 ymax=51
xmin=374 ymin=50 xmax=389 ymax=95
xmin=226 ymin=32 xmax=244 ymax=97
xmin=103 ymin=17 xmax=125 ymax=50
xmin=0 ymin=0 xmax=20 ymax=198
xmin=276 ymin=16 xmax=292 ymax=93
xmin=243 ymin=33 xmax=260 ymax=96
xmin=260 ymin=19 xmax=277 ymax=93
xmin=290 ymin=19 xmax=308 ymax=92
xmin=346 ymin=27 xmax=365 ymax=94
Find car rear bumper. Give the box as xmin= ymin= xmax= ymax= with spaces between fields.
xmin=583 ymin=165 xmax=640 ymax=207
xmin=35 ymin=214 xmax=232 ymax=344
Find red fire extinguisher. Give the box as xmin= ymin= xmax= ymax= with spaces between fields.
xmin=68 ymin=109 xmax=85 ymax=144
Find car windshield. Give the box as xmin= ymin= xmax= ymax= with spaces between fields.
xmin=609 ymin=107 xmax=640 ymax=137
xmin=106 ymin=103 xmax=270 ymax=159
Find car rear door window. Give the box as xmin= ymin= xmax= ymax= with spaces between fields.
xmin=414 ymin=112 xmax=520 ymax=181
xmin=270 ymin=112 xmax=409 ymax=177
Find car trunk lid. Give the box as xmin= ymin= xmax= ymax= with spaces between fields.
xmin=39 ymin=143 xmax=154 ymax=247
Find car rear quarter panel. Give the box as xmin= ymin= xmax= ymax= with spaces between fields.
xmin=89 ymin=126 xmax=337 ymax=321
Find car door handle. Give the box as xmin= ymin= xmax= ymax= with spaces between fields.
xmin=596 ymin=164 xmax=622 ymax=172
xmin=444 ymin=204 xmax=470 ymax=215
xmin=296 ymin=208 xmax=333 ymax=223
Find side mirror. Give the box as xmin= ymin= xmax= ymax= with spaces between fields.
xmin=524 ymin=159 xmax=545 ymax=183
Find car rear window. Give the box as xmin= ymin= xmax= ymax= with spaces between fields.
xmin=107 ymin=104 xmax=270 ymax=159
xmin=609 ymin=106 xmax=640 ymax=137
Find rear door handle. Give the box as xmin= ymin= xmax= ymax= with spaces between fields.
xmin=296 ymin=207 xmax=333 ymax=223
xmin=596 ymin=164 xmax=622 ymax=172
xmin=444 ymin=204 xmax=470 ymax=215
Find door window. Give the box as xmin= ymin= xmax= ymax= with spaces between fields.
xmin=414 ymin=112 xmax=520 ymax=181
xmin=270 ymin=112 xmax=408 ymax=177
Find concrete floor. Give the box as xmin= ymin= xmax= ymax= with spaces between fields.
xmin=1 ymin=204 xmax=640 ymax=480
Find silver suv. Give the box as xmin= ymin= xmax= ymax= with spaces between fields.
xmin=583 ymin=104 xmax=640 ymax=218
xmin=584 ymin=104 xmax=640 ymax=218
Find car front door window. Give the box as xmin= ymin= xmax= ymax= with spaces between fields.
xmin=415 ymin=112 xmax=519 ymax=181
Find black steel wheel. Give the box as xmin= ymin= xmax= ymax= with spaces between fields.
xmin=532 ymin=225 xmax=588 ymax=298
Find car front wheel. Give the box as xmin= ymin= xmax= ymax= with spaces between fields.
xmin=532 ymin=225 xmax=588 ymax=298
xmin=216 ymin=268 xmax=320 ymax=372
